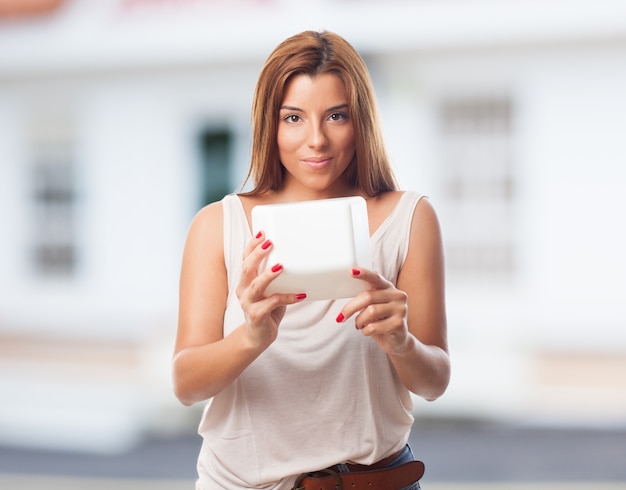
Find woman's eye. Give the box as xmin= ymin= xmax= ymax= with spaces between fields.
xmin=329 ymin=112 xmax=348 ymax=121
xmin=284 ymin=114 xmax=301 ymax=123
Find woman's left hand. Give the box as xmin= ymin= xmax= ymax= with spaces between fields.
xmin=336 ymin=268 xmax=412 ymax=356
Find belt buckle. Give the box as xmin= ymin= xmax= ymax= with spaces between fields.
xmin=292 ymin=468 xmax=342 ymax=490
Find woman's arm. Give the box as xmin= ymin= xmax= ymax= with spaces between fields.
xmin=337 ymin=197 xmax=450 ymax=401
xmin=172 ymin=202 xmax=306 ymax=406
xmin=392 ymin=196 xmax=449 ymax=400
xmin=172 ymin=202 xmax=256 ymax=406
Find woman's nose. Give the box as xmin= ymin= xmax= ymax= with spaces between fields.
xmin=307 ymin=122 xmax=328 ymax=148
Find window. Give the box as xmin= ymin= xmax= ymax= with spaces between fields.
xmin=438 ymin=97 xmax=515 ymax=277
xmin=29 ymin=117 xmax=77 ymax=276
xmin=197 ymin=129 xmax=233 ymax=207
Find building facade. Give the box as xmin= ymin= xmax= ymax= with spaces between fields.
xmin=1 ymin=0 xmax=626 ymax=451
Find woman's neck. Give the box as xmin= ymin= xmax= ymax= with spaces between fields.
xmin=276 ymin=178 xmax=358 ymax=202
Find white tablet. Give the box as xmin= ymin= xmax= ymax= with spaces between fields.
xmin=251 ymin=196 xmax=372 ymax=301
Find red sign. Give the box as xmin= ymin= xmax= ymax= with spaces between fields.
xmin=0 ymin=0 xmax=65 ymax=17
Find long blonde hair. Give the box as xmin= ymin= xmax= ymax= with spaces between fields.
xmin=243 ymin=30 xmax=397 ymax=197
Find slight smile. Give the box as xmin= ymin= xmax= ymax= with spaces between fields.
xmin=301 ymin=157 xmax=332 ymax=170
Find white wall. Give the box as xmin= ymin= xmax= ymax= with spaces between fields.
xmin=2 ymin=0 xmax=626 ymax=450
xmin=374 ymin=42 xmax=626 ymax=422
xmin=0 ymin=64 xmax=260 ymax=340
xmin=520 ymin=46 xmax=626 ymax=349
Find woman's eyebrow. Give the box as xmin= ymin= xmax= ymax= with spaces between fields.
xmin=327 ymin=103 xmax=349 ymax=112
xmin=279 ymin=103 xmax=349 ymax=112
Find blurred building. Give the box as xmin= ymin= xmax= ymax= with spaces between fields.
xmin=1 ymin=0 xmax=625 ymax=452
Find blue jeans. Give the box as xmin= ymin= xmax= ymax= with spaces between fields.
xmin=335 ymin=445 xmax=421 ymax=490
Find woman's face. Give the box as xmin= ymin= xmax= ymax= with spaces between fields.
xmin=277 ymin=73 xmax=356 ymax=199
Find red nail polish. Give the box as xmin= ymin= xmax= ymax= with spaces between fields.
xmin=336 ymin=312 xmax=345 ymax=323
xmin=261 ymin=239 xmax=272 ymax=250
xmin=352 ymin=268 xmax=361 ymax=276
xmin=271 ymin=263 xmax=282 ymax=273
xmin=296 ymin=293 xmax=307 ymax=300
xmin=255 ymin=231 xmax=263 ymax=239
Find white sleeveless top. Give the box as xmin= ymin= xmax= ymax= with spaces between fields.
xmin=196 ymin=191 xmax=424 ymax=489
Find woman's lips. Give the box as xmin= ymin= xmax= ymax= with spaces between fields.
xmin=301 ymin=157 xmax=332 ymax=170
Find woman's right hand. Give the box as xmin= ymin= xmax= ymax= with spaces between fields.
xmin=236 ymin=231 xmax=305 ymax=350
xmin=173 ymin=204 xmax=307 ymax=406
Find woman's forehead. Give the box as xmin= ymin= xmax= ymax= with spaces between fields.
xmin=281 ymin=73 xmax=348 ymax=107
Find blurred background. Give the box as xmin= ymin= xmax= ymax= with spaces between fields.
xmin=1 ymin=0 xmax=625 ymax=488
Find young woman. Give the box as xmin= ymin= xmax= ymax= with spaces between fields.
xmin=172 ymin=30 xmax=450 ymax=490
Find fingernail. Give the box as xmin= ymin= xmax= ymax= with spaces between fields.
xmin=255 ymin=231 xmax=263 ymax=239
xmin=271 ymin=263 xmax=282 ymax=273
xmin=296 ymin=293 xmax=307 ymax=300
xmin=261 ymin=239 xmax=272 ymax=250
xmin=336 ymin=312 xmax=345 ymax=323
xmin=352 ymin=268 xmax=361 ymax=276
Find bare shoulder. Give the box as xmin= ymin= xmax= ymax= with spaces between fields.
xmin=177 ymin=200 xmax=228 ymax=354
xmin=192 ymin=200 xmax=223 ymax=227
xmin=184 ymin=201 xmax=224 ymax=260
xmin=407 ymin=195 xmax=444 ymax=260
xmin=414 ymin=194 xmax=440 ymax=222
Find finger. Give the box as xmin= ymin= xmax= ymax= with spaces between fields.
xmin=336 ymin=276 xmax=402 ymax=325
xmin=336 ymin=277 xmax=392 ymax=323
xmin=275 ymin=292 xmax=308 ymax=304
xmin=357 ymin=314 xmax=396 ymax=335
xmin=353 ymin=302 xmax=388 ymax=330
xmin=244 ymin=287 xmax=306 ymax=325
xmin=336 ymin=288 xmax=379 ymax=323
xmin=244 ymin=259 xmax=283 ymax=302
xmin=245 ymin=259 xmax=308 ymax=303
xmin=240 ymin=235 xmax=273 ymax=286
xmin=237 ymin=234 xmax=274 ymax=301
xmin=350 ymin=267 xmax=390 ymax=290
xmin=358 ymin=318 xmax=411 ymax=355
xmin=334 ymin=268 xmax=379 ymax=323
xmin=242 ymin=230 xmax=266 ymax=259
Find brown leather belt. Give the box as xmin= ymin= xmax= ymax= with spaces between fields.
xmin=292 ymin=452 xmax=425 ymax=490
